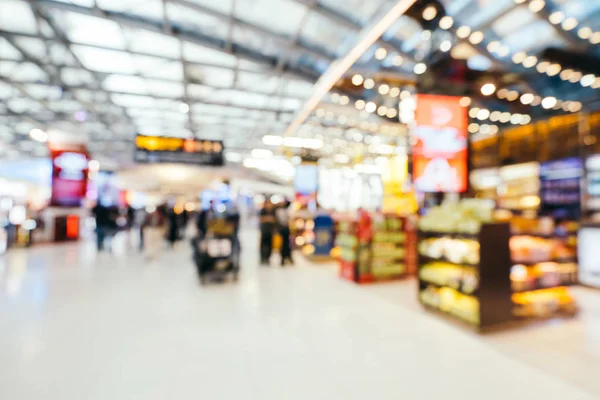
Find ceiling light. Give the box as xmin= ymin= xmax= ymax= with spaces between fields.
xmin=592 ymin=78 xmax=600 ymax=89
xmin=489 ymin=125 xmax=499 ymax=134
xmin=375 ymin=47 xmax=387 ymax=60
xmin=536 ymin=61 xmax=550 ymax=73
xmin=578 ymin=27 xmax=593 ymax=39
xmin=480 ymin=124 xmax=490 ymax=134
xmin=549 ymin=11 xmax=565 ymax=25
xmin=338 ymin=115 xmax=348 ymax=124
xmin=569 ymin=71 xmax=583 ymax=83
xmin=355 ymin=99 xmax=365 ymax=110
xmin=251 ymin=149 xmax=273 ymax=158
xmin=440 ymin=40 xmax=452 ymax=52
xmin=386 ymin=108 xmax=398 ymax=118
xmin=469 ymin=31 xmax=484 ymax=45
xmin=456 ymin=26 xmax=471 ymax=39
xmin=459 ymin=96 xmax=471 ymax=107
xmin=477 ymin=109 xmax=490 ymax=120
xmin=377 ymin=106 xmax=388 ymax=116
xmin=422 ymin=5 xmax=437 ymax=21
xmin=512 ymin=52 xmax=527 ymax=64
xmin=365 ymin=102 xmax=377 ymax=113
xmin=591 ymin=32 xmax=600 ymax=44
xmin=506 ymin=91 xmax=519 ymax=102
xmin=316 ymin=108 xmax=326 ymax=117
xmin=497 ymin=88 xmax=509 ymax=99
xmin=560 ymin=69 xmax=573 ymax=80
xmin=562 ymin=17 xmax=578 ymax=31
xmin=541 ymin=96 xmax=557 ymax=109
xmin=496 ymin=45 xmax=510 ymax=57
xmin=400 ymin=90 xmax=412 ymax=99
xmin=522 ymin=56 xmax=538 ymax=68
xmin=499 ymin=112 xmax=511 ymax=123
xmin=469 ymin=107 xmax=480 ymax=118
xmin=363 ymin=78 xmax=375 ymax=89
xmin=528 ymin=0 xmax=545 ymax=13
xmin=569 ymin=102 xmax=582 ymax=112
xmin=490 ymin=111 xmax=501 ymax=121
xmin=468 ymin=123 xmax=479 ymax=133
xmin=378 ymin=84 xmax=390 ymax=95
xmin=414 ymin=63 xmax=427 ymax=75
xmin=339 ymin=95 xmax=349 ymax=105
xmin=439 ymin=16 xmax=454 ymax=30
xmin=422 ymin=30 xmax=432 ymax=40
xmin=546 ymin=63 xmax=561 ymax=76
xmin=179 ymin=102 xmax=189 ymax=113
xmin=510 ymin=114 xmax=522 ymax=124
xmin=520 ymin=115 xmax=532 ymax=125
xmin=393 ymin=55 xmax=404 ymax=66
xmin=352 ymin=74 xmax=364 ymax=85
xmin=520 ymin=93 xmax=534 ymax=104
xmin=553 ymin=100 xmax=563 ymax=110
xmin=330 ymin=93 xmax=340 ymax=103
xmin=389 ymin=87 xmax=400 ymax=98
xmin=481 ymin=83 xmax=496 ymax=96
xmin=531 ymin=96 xmax=542 ymax=106
xmin=487 ymin=41 xmax=500 ymax=53
xmin=30 ymin=128 xmax=48 ymax=142
xmin=581 ymin=74 xmax=596 ymax=87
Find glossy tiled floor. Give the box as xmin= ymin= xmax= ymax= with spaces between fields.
xmin=0 ymin=230 xmax=598 ymax=399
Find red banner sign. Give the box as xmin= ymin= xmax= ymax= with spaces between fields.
xmin=49 ymin=143 xmax=90 ymax=207
xmin=412 ymin=94 xmax=468 ymax=193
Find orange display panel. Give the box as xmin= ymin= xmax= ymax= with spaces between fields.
xmin=412 ymin=94 xmax=468 ymax=193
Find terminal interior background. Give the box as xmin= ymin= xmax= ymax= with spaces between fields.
xmin=2 ymin=0 xmax=600 ymax=399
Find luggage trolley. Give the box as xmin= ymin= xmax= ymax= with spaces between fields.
xmin=192 ymin=219 xmax=240 ymax=284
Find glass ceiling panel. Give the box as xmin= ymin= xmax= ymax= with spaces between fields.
xmin=236 ymin=72 xmax=279 ymax=93
xmin=0 ymin=38 xmax=22 ymax=61
xmin=54 ymin=11 xmax=126 ymax=50
xmin=0 ymin=0 xmax=38 ymax=35
xmin=300 ymin=11 xmax=350 ymax=55
xmin=24 ymin=84 xmax=63 ymax=101
xmin=183 ymin=42 xmax=237 ymax=68
xmin=282 ymin=78 xmax=313 ymax=99
xmin=71 ymin=45 xmax=136 ymax=74
xmin=96 ymin=0 xmax=164 ymax=20
xmin=14 ymin=38 xmax=49 ymax=63
xmin=231 ymin=26 xmax=283 ymax=58
xmin=185 ymin=0 xmax=233 ymax=14
xmin=186 ymin=65 xmax=234 ymax=87
xmin=458 ymin=0 xmax=514 ymax=29
xmin=121 ymin=28 xmax=181 ymax=59
xmin=140 ymin=60 xmax=184 ymax=81
xmin=187 ymin=84 xmax=214 ymax=99
xmin=146 ymin=80 xmax=185 ymax=98
xmin=50 ymin=43 xmax=77 ymax=66
xmin=235 ymin=0 xmax=306 ymax=38
xmin=491 ymin=7 xmax=536 ymax=38
xmin=2 ymin=62 xmax=47 ymax=82
xmin=166 ymin=3 xmax=228 ymax=41
xmin=502 ymin=20 xmax=567 ymax=54
xmin=103 ymin=75 xmax=147 ymax=95
xmin=53 ymin=0 xmax=95 ymax=6
xmin=320 ymin=0 xmax=389 ymax=25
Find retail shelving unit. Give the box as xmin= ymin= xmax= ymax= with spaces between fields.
xmin=339 ymin=214 xmax=415 ymax=284
xmin=418 ymin=223 xmax=514 ymax=331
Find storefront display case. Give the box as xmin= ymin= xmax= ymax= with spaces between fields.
xmin=338 ymin=213 xmax=416 ymax=284
xmin=497 ymin=162 xmax=540 ymax=212
xmin=578 ymin=223 xmax=600 ymax=288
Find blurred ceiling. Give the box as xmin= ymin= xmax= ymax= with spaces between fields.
xmin=0 ymin=0 xmax=599 ymax=166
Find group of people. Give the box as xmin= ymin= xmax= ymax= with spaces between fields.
xmin=259 ymin=200 xmax=293 ymax=266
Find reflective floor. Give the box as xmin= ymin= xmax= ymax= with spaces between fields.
xmin=0 ymin=230 xmax=598 ymax=399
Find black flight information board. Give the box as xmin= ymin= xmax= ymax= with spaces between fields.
xmin=134 ymin=135 xmax=224 ymax=166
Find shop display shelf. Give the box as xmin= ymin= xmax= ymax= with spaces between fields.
xmin=512 ymin=257 xmax=578 ymax=267
xmin=419 ymin=279 xmax=478 ymax=297
xmin=418 ymin=231 xmax=479 ymax=240
xmin=513 ymin=283 xmax=577 ymax=293
xmin=419 ymin=255 xmax=478 ymax=268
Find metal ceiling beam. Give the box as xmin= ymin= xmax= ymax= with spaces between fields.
xmin=32 ymin=0 xmax=321 ymax=79
xmin=537 ymin=0 xmax=587 ymax=48
xmin=0 ymin=30 xmax=316 ymax=81
xmin=170 ymin=0 xmax=336 ymax=60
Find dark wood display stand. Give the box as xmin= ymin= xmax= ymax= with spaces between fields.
xmin=418 ymin=223 xmax=514 ymax=331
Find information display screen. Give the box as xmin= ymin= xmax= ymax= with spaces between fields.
xmin=539 ymin=157 xmax=582 ymax=219
xmin=578 ymin=226 xmax=600 ymax=288
xmin=294 ymin=164 xmax=318 ymax=196
xmin=412 ymin=94 xmax=468 ymax=193
xmin=134 ymin=135 xmax=224 ymax=166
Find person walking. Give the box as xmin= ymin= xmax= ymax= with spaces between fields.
xmin=142 ymin=210 xmax=165 ymax=260
xmin=276 ymin=200 xmax=293 ymax=266
xmin=92 ymin=201 xmax=110 ymax=252
xmin=259 ymin=200 xmax=276 ymax=265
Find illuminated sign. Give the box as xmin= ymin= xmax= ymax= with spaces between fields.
xmin=412 ymin=94 xmax=468 ymax=193
xmin=50 ymin=144 xmax=90 ymax=207
xmin=134 ymin=135 xmax=224 ymax=166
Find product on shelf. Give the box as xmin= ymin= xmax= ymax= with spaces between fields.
xmin=419 ymin=286 xmax=480 ymax=326
xmin=418 ymin=199 xmax=493 ymax=234
xmin=511 ymin=263 xmax=577 ymax=292
xmin=512 ymin=287 xmax=576 ymax=318
xmin=418 ymin=237 xmax=479 ymax=265
xmin=419 ymin=262 xmax=478 ymax=294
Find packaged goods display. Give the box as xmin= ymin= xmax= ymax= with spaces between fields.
xmin=418 ymin=199 xmax=493 ymax=234
xmin=338 ymin=212 xmax=415 ymax=283
xmin=512 ymin=287 xmax=576 ymax=318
